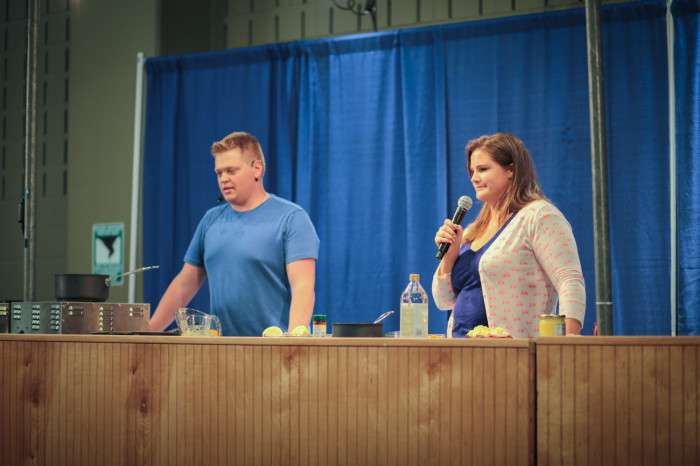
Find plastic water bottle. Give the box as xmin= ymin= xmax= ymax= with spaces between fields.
xmin=400 ymin=274 xmax=429 ymax=338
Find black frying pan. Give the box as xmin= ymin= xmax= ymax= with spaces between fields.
xmin=331 ymin=323 xmax=384 ymax=337
xmin=330 ymin=311 xmax=394 ymax=337
xmin=55 ymin=266 xmax=159 ymax=301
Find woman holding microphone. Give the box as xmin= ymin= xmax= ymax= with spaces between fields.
xmin=432 ymin=133 xmax=585 ymax=338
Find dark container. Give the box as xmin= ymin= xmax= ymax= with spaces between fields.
xmin=55 ymin=274 xmax=110 ymax=301
xmin=331 ymin=322 xmax=383 ymax=337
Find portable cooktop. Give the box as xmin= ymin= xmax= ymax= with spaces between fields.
xmin=9 ymin=301 xmax=150 ymax=334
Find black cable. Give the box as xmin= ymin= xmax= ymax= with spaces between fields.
xmin=331 ymin=0 xmax=359 ymax=13
xmin=367 ymin=3 xmax=377 ymax=31
xmin=330 ymin=0 xmax=376 ymax=24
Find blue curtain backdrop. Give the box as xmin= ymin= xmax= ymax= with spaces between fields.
xmin=674 ymin=0 xmax=700 ymax=335
xmin=143 ymin=0 xmax=695 ymax=336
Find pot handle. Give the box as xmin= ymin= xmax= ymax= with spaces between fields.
xmin=373 ymin=310 xmax=395 ymax=324
xmin=105 ymin=265 xmax=160 ymax=285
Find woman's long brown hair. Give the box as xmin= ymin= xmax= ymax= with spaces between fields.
xmin=462 ymin=133 xmax=547 ymax=244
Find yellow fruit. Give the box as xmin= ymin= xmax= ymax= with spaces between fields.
xmin=466 ymin=325 xmax=512 ymax=338
xmin=290 ymin=325 xmax=310 ymax=336
xmin=467 ymin=325 xmax=491 ymax=337
xmin=262 ymin=326 xmax=284 ymax=337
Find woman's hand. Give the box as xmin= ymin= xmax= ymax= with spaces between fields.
xmin=435 ymin=220 xmax=464 ymax=273
xmin=435 ymin=219 xmax=464 ymax=249
xmin=565 ymin=318 xmax=582 ymax=336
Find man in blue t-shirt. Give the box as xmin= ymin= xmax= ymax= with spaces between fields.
xmin=149 ymin=132 xmax=320 ymax=336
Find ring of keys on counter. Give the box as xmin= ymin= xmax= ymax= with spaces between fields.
xmin=466 ymin=325 xmax=513 ymax=338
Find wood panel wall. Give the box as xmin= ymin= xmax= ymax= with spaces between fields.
xmin=0 ymin=336 xmax=534 ymax=466
xmin=537 ymin=337 xmax=700 ymax=466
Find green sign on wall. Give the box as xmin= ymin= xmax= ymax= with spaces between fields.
xmin=92 ymin=222 xmax=124 ymax=285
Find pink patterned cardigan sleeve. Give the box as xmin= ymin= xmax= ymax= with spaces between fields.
xmin=432 ymin=271 xmax=457 ymax=310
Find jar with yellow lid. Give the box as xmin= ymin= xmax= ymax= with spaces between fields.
xmin=539 ymin=314 xmax=566 ymax=336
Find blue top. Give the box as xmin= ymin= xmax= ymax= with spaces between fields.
xmin=450 ymin=217 xmax=514 ymax=338
xmin=184 ymin=194 xmax=320 ymax=336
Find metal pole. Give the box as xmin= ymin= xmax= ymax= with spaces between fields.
xmin=585 ymin=0 xmax=613 ymax=335
xmin=666 ymin=0 xmax=677 ymax=336
xmin=23 ymin=0 xmax=39 ymax=302
xmin=128 ymin=52 xmax=145 ymax=304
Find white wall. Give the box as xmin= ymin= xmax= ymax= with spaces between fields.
xmin=65 ymin=0 xmax=158 ymax=303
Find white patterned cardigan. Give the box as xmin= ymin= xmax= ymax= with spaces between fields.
xmin=432 ymin=200 xmax=586 ymax=338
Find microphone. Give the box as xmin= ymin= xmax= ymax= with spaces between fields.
xmin=436 ymin=196 xmax=473 ymax=260
xmin=217 ymin=194 xmax=224 ymax=203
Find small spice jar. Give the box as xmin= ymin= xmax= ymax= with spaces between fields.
xmin=312 ymin=314 xmax=327 ymax=338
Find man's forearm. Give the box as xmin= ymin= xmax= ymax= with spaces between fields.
xmin=285 ymin=258 xmax=317 ymax=331
xmin=149 ymin=264 xmax=206 ymax=331
xmin=150 ymin=291 xmax=184 ymax=331
xmin=288 ymin=287 xmax=315 ymax=330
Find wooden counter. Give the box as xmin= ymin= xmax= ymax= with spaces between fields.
xmin=0 ymin=335 xmax=534 ymax=466
xmin=4 ymin=334 xmax=698 ymax=465
xmin=537 ymin=336 xmax=700 ymax=466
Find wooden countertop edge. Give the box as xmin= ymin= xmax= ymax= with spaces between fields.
xmin=2 ymin=334 xmax=697 ymax=346
xmin=0 ymin=333 xmax=530 ymax=347
xmin=535 ymin=336 xmax=700 ymax=345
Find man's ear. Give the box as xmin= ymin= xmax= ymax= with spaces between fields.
xmin=252 ymin=160 xmax=262 ymax=182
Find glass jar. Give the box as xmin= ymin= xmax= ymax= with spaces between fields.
xmin=312 ymin=314 xmax=327 ymax=337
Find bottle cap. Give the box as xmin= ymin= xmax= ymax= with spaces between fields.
xmin=410 ymin=273 xmax=420 ymax=281
xmin=312 ymin=314 xmax=327 ymax=322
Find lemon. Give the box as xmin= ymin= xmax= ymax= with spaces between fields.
xmin=491 ymin=327 xmax=512 ymax=337
xmin=466 ymin=325 xmax=512 ymax=338
xmin=262 ymin=326 xmax=284 ymax=337
xmin=290 ymin=325 xmax=310 ymax=336
xmin=467 ymin=325 xmax=492 ymax=338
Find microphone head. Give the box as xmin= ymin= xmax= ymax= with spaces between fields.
xmin=457 ymin=196 xmax=473 ymax=210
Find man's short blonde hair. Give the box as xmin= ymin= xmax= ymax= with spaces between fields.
xmin=211 ymin=132 xmax=266 ymax=176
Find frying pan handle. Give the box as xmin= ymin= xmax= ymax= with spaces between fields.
xmin=105 ymin=265 xmax=160 ymax=285
xmin=373 ymin=310 xmax=395 ymax=324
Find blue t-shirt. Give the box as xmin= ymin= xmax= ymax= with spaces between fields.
xmin=184 ymin=194 xmax=320 ymax=336
xmin=450 ymin=217 xmax=514 ymax=338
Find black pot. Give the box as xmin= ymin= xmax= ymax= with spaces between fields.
xmin=55 ymin=274 xmax=110 ymax=301
xmin=331 ymin=322 xmax=383 ymax=337
xmin=54 ymin=266 xmax=159 ymax=302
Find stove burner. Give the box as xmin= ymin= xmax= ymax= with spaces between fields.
xmin=10 ymin=301 xmax=150 ymax=334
